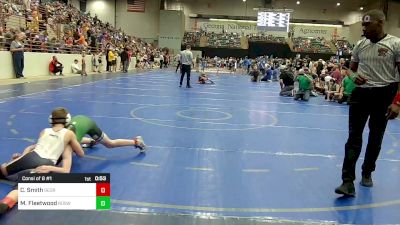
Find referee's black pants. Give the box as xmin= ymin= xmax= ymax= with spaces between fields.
xmin=342 ymin=83 xmax=398 ymax=182
xmin=180 ymin=64 xmax=191 ymax=86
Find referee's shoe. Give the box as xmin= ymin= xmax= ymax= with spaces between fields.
xmin=335 ymin=182 xmax=355 ymax=197
xmin=360 ymin=174 xmax=373 ymax=187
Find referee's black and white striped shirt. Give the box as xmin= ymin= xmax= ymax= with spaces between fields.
xmin=351 ymin=34 xmax=400 ymax=87
xmin=180 ymin=49 xmax=193 ymax=66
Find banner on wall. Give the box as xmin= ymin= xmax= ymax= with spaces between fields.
xmin=290 ymin=25 xmax=346 ymax=39
xmin=193 ymin=20 xmax=287 ymax=37
xmin=191 ymin=19 xmax=348 ymax=40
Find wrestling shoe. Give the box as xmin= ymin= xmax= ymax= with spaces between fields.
xmin=82 ymin=139 xmax=97 ymax=148
xmin=134 ymin=136 xmax=146 ymax=153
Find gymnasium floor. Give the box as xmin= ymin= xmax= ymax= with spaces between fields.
xmin=1 ymin=70 xmax=400 ymax=225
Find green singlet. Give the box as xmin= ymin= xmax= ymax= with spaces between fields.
xmin=67 ymin=115 xmax=104 ymax=142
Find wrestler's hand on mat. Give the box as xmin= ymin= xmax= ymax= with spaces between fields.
xmin=34 ymin=165 xmax=52 ymax=173
xmin=386 ymin=103 xmax=400 ymax=120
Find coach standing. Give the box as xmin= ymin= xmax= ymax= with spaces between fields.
xmin=10 ymin=32 xmax=25 ymax=79
xmin=335 ymin=10 xmax=400 ymax=196
xmin=179 ymin=45 xmax=193 ymax=88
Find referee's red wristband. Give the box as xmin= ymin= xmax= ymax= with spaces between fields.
xmin=392 ymin=93 xmax=400 ymax=105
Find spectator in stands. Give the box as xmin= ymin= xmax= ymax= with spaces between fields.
xmin=23 ymin=0 xmax=31 ymax=12
xmin=294 ymin=69 xmax=313 ymax=101
xmin=1 ymin=0 xmax=160 ymax=75
xmin=71 ymin=59 xmax=81 ymax=74
xmin=88 ymin=30 xmax=96 ymax=49
xmin=49 ymin=56 xmax=63 ymax=76
xmin=10 ymin=32 xmax=25 ymax=79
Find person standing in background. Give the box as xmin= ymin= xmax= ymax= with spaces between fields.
xmin=81 ymin=52 xmax=87 ymax=76
xmin=105 ymin=46 xmax=111 ymax=72
xmin=179 ymin=45 xmax=193 ymax=88
xmin=120 ymin=47 xmax=129 ymax=73
xmin=10 ymin=32 xmax=25 ymax=79
xmin=175 ymin=53 xmax=181 ymax=73
xmin=159 ymin=52 xmax=164 ymax=69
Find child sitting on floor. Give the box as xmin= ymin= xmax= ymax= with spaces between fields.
xmin=198 ymin=73 xmax=214 ymax=84
xmin=325 ymin=78 xmax=340 ymax=101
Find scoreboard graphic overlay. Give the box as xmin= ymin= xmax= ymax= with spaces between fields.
xmin=257 ymin=11 xmax=290 ymax=32
xmin=18 ymin=173 xmax=110 ymax=210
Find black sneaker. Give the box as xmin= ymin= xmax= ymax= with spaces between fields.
xmin=0 ymin=202 xmax=9 ymax=214
xmin=360 ymin=174 xmax=373 ymax=187
xmin=335 ymin=182 xmax=355 ymax=196
xmin=186 ymin=85 xmax=192 ymax=88
xmin=179 ymin=85 xmax=182 ymax=88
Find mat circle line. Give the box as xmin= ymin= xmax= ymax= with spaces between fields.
xmin=130 ymin=105 xmax=278 ymax=131
xmin=176 ymin=109 xmax=233 ymax=121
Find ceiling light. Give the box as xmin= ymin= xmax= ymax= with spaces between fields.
xmin=359 ymin=6 xmax=364 ymax=10
xmin=336 ymin=2 xmax=341 ymax=6
xmin=296 ymin=1 xmax=300 ymax=5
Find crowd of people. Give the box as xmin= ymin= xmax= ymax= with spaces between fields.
xmin=248 ymin=56 xmax=355 ymax=103
xmin=182 ymin=31 xmax=202 ymax=47
xmin=206 ymin=32 xmax=242 ymax=48
xmin=180 ymin=53 xmax=355 ymax=105
xmin=0 ymin=0 xmax=173 ymax=78
xmin=182 ymin=31 xmax=352 ymax=55
xmin=247 ymin=34 xmax=286 ymax=43
xmin=333 ymin=39 xmax=353 ymax=55
xmin=292 ymin=37 xmax=333 ymax=53
xmin=182 ymin=31 xmax=243 ymax=48
xmin=195 ymin=54 xmax=355 ymax=104
xmin=182 ymin=31 xmax=287 ymax=48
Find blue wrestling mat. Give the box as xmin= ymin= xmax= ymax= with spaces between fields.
xmin=1 ymin=70 xmax=400 ymax=225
